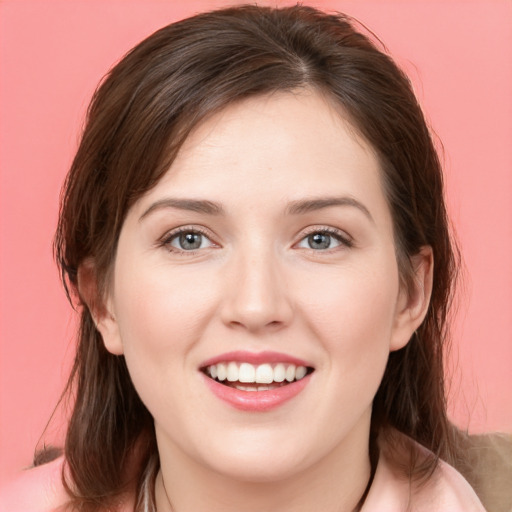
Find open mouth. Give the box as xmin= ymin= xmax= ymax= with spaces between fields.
xmin=202 ymin=362 xmax=315 ymax=392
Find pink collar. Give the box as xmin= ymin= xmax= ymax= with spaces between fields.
xmin=1 ymin=449 xmax=485 ymax=512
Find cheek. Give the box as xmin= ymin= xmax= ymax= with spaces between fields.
xmin=298 ymin=256 xmax=399 ymax=390
xmin=110 ymin=262 xmax=219 ymax=428
xmin=112 ymin=261 xmax=217 ymax=364
xmin=270 ymin=258 xmax=400 ymax=453
xmin=299 ymin=258 xmax=399 ymax=344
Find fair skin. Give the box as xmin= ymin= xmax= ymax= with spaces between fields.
xmin=91 ymin=91 xmax=432 ymax=512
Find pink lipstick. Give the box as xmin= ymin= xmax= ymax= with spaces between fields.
xmin=199 ymin=351 xmax=314 ymax=411
xmin=201 ymin=350 xmax=311 ymax=367
xmin=201 ymin=373 xmax=311 ymax=411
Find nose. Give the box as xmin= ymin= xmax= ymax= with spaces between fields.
xmin=219 ymin=246 xmax=294 ymax=333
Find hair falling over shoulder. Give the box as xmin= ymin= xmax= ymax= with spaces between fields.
xmin=44 ymin=4 xmax=495 ymax=511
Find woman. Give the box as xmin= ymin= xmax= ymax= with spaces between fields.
xmin=0 ymin=4 xmax=491 ymax=511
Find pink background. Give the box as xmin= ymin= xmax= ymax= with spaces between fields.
xmin=1 ymin=0 xmax=511 ymax=486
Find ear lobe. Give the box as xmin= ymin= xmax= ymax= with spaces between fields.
xmin=77 ymin=261 xmax=124 ymax=356
xmin=390 ymin=246 xmax=434 ymax=352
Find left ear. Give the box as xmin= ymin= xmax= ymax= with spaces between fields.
xmin=390 ymin=246 xmax=433 ymax=352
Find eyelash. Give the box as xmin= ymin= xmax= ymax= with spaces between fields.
xmin=158 ymin=225 xmax=353 ymax=255
xmin=159 ymin=226 xmax=217 ymax=255
xmin=296 ymin=227 xmax=354 ymax=251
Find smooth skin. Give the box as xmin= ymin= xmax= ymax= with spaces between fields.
xmin=86 ymin=90 xmax=433 ymax=512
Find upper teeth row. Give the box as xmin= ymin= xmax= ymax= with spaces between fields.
xmin=207 ymin=362 xmax=308 ymax=384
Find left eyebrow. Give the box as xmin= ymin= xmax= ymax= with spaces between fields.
xmin=285 ymin=196 xmax=374 ymax=223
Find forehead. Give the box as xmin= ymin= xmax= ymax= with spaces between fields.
xmin=134 ymin=90 xmax=390 ymax=221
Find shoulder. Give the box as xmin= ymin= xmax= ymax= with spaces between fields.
xmin=362 ymin=437 xmax=487 ymax=512
xmin=0 ymin=457 xmax=69 ymax=512
xmin=0 ymin=456 xmax=138 ymax=512
xmin=419 ymin=458 xmax=488 ymax=511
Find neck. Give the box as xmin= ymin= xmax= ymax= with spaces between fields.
xmin=154 ymin=416 xmax=372 ymax=512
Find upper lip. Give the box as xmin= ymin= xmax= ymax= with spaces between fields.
xmin=200 ymin=350 xmax=313 ymax=369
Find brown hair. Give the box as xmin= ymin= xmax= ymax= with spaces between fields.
xmin=53 ymin=4 xmax=463 ymax=510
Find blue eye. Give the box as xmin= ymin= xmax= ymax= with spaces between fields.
xmin=165 ymin=230 xmax=214 ymax=251
xmin=308 ymin=233 xmax=335 ymax=250
xmin=297 ymin=230 xmax=350 ymax=250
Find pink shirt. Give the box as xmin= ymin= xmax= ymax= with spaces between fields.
xmin=361 ymin=448 xmax=486 ymax=511
xmin=0 ymin=453 xmax=486 ymax=511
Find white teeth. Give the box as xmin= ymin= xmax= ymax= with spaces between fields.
xmin=206 ymin=362 xmax=311 ymax=385
xmin=255 ymin=363 xmax=274 ymax=384
xmin=236 ymin=385 xmax=258 ymax=392
xmin=273 ymin=363 xmax=285 ymax=382
xmin=216 ymin=363 xmax=227 ymax=381
xmin=285 ymin=365 xmax=296 ymax=382
xmin=239 ymin=362 xmax=256 ymax=383
xmin=295 ymin=366 xmax=307 ymax=380
xmin=227 ymin=362 xmax=238 ymax=382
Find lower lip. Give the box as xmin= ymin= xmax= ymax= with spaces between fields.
xmin=201 ymin=373 xmax=312 ymax=412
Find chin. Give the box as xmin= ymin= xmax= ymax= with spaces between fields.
xmin=197 ymin=429 xmax=319 ymax=484
xmin=207 ymin=451 xmax=307 ymax=484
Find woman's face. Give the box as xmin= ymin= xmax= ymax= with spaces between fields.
xmin=97 ymin=91 xmax=428 ymax=482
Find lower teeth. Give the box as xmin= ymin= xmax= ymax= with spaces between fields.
xmin=221 ymin=381 xmax=288 ymax=391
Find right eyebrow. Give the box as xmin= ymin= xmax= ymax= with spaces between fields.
xmin=139 ymin=198 xmax=225 ymax=222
